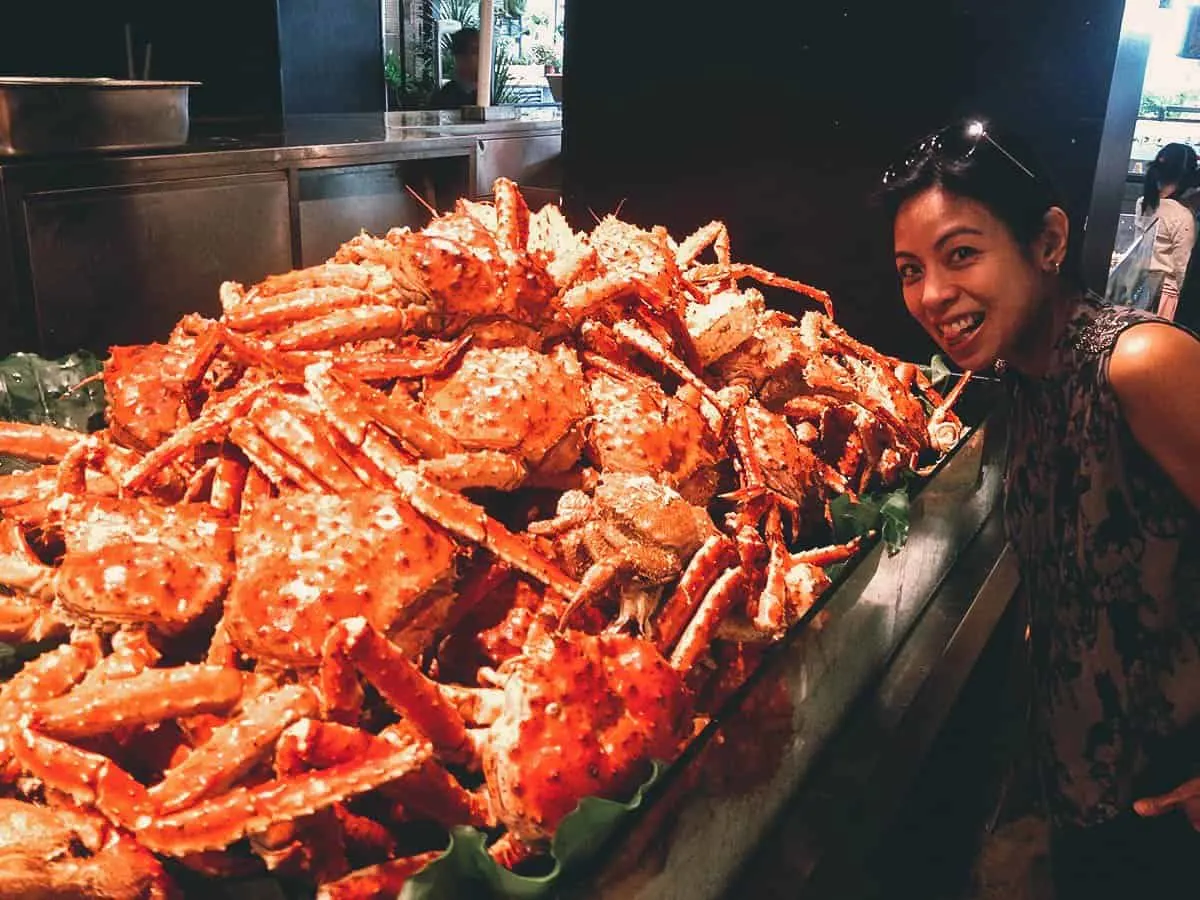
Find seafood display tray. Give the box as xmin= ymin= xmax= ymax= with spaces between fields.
xmin=562 ymin=378 xmax=1007 ymax=900
xmin=157 ymin=379 xmax=1004 ymax=900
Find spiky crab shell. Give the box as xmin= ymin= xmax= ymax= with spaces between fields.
xmin=227 ymin=491 xmax=458 ymax=666
xmin=584 ymin=370 xmax=716 ymax=494
xmin=740 ymin=402 xmax=822 ymax=503
xmin=103 ymin=341 xmax=195 ymax=452
xmin=422 ymin=345 xmax=588 ymax=473
xmin=482 ymin=631 xmax=690 ymax=843
xmin=0 ymin=798 xmax=175 ymax=899
xmin=56 ymin=496 xmax=234 ymax=635
xmin=590 ymin=472 xmax=718 ymax=557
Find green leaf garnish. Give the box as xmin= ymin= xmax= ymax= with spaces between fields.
xmin=927 ymin=353 xmax=952 ymax=393
xmin=830 ymin=483 xmax=913 ymax=556
xmin=400 ymin=761 xmax=666 ymax=900
xmin=0 ymin=351 xmax=106 ymax=474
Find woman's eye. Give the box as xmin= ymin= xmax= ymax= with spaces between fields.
xmin=897 ymin=263 xmax=922 ymax=284
xmin=948 ymin=246 xmax=979 ymax=265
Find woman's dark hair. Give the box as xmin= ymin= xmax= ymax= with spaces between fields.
xmin=1142 ymin=142 xmax=1198 ymax=214
xmin=878 ymin=118 xmax=1080 ymax=283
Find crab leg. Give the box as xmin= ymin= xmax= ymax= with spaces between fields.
xmin=15 ymin=724 xmax=442 ymax=857
xmin=209 ymin=448 xmax=249 ymax=515
xmin=229 ymin=420 xmax=320 ymax=492
xmin=417 ymin=450 xmax=527 ymax=492
xmin=269 ymin=305 xmax=432 ymax=352
xmin=276 ymin=719 xmax=488 ymax=827
xmin=243 ymin=390 xmax=365 ymax=493
xmin=0 ymin=467 xmax=57 ymax=507
xmin=75 ymin=630 xmax=161 ymax=690
xmin=926 ymin=370 xmax=971 ymax=454
xmin=668 ymin=568 xmax=747 ymax=673
xmin=686 ymin=263 xmax=834 ymax=319
xmin=122 ymin=378 xmax=265 ymax=493
xmin=225 ymin=285 xmax=375 ymax=332
xmin=183 ymin=456 xmax=220 ymax=502
xmin=0 ymin=634 xmax=102 ymax=779
xmin=149 ymin=685 xmax=321 ymax=814
xmin=343 ymin=428 xmax=578 ymax=596
xmin=0 ymin=593 xmax=66 ymax=645
xmin=0 ymin=422 xmax=85 ymax=463
xmin=306 ymin=364 xmax=460 ymax=458
xmin=316 ymin=851 xmax=443 ymax=900
xmin=676 ymin=220 xmax=732 ymax=269
xmin=321 ymin=618 xmax=473 ymax=765
xmin=282 ymin=334 xmax=472 ymax=381
xmin=605 ymin=320 xmax=728 ymax=416
xmin=252 ymin=263 xmax=378 ymax=299
xmin=30 ymin=665 xmax=246 ymax=740
xmin=656 ymin=533 xmax=739 ymax=651
xmin=0 ymin=518 xmax=58 ymax=599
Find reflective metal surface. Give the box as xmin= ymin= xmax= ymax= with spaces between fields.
xmin=568 ymin=406 xmax=1008 ymax=900
xmin=0 ymin=79 xmax=197 ymax=156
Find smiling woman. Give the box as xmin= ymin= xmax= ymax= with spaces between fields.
xmin=879 ymin=119 xmax=1200 ymax=900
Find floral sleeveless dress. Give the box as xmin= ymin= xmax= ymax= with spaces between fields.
xmin=1003 ymin=296 xmax=1200 ymax=829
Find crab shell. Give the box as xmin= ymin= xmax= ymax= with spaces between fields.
xmin=739 ymin=402 xmax=825 ymax=507
xmin=103 ymin=341 xmax=194 ymax=452
xmin=226 ymin=491 xmax=459 ymax=667
xmin=549 ymin=473 xmax=720 ymax=585
xmin=482 ymin=631 xmax=690 ymax=843
xmin=584 ymin=367 xmax=720 ymax=505
xmin=53 ymin=496 xmax=234 ymax=636
xmin=0 ymin=799 xmax=175 ymax=899
xmin=422 ymin=344 xmax=589 ymax=476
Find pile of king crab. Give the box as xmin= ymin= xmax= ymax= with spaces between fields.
xmin=0 ymin=178 xmax=966 ymax=898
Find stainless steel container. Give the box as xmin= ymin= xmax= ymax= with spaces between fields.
xmin=0 ymin=77 xmax=199 ymax=156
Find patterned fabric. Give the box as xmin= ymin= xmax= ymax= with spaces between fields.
xmin=1003 ymin=296 xmax=1200 ymax=828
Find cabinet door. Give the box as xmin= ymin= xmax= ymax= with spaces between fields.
xmin=297 ymin=163 xmax=444 ymax=268
xmin=23 ymin=173 xmax=291 ymax=357
xmin=473 ymin=134 xmax=562 ymax=199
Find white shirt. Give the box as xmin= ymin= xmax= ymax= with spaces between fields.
xmin=1135 ymin=195 xmax=1196 ymax=293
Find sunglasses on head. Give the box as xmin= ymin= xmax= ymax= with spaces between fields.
xmin=880 ymin=120 xmax=1037 ymax=187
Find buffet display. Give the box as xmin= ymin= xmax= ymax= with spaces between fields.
xmin=0 ymin=178 xmax=967 ymax=899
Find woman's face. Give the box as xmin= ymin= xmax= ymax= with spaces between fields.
xmin=892 ymin=186 xmax=1046 ymax=372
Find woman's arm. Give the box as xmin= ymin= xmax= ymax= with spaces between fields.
xmin=1110 ymin=322 xmax=1200 ymax=510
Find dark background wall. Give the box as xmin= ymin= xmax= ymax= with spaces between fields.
xmin=0 ymin=0 xmax=384 ymax=120
xmin=562 ymin=0 xmax=1127 ymax=363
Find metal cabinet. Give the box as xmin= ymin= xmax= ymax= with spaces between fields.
xmin=22 ymin=174 xmax=291 ymax=357
xmin=297 ymin=162 xmax=454 ymax=268
xmin=473 ymin=133 xmax=562 ymax=202
xmin=0 ymin=123 xmax=560 ymax=358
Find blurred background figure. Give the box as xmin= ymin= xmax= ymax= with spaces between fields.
xmin=429 ymin=27 xmax=479 ymax=109
xmin=1134 ymin=142 xmax=1199 ymax=319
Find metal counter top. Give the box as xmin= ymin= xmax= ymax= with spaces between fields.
xmin=0 ymin=109 xmax=563 ymax=177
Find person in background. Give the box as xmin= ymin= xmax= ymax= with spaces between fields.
xmin=1134 ymin=142 xmax=1198 ymax=320
xmin=429 ymin=27 xmax=480 ymax=109
xmin=879 ymin=119 xmax=1200 ymax=900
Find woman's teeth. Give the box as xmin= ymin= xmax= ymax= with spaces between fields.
xmin=940 ymin=313 xmax=983 ymax=342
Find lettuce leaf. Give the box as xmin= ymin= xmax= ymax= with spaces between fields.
xmin=400 ymin=761 xmax=665 ymax=900
xmin=0 ymin=351 xmax=106 ymax=474
xmin=829 ymin=482 xmax=912 ymax=558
